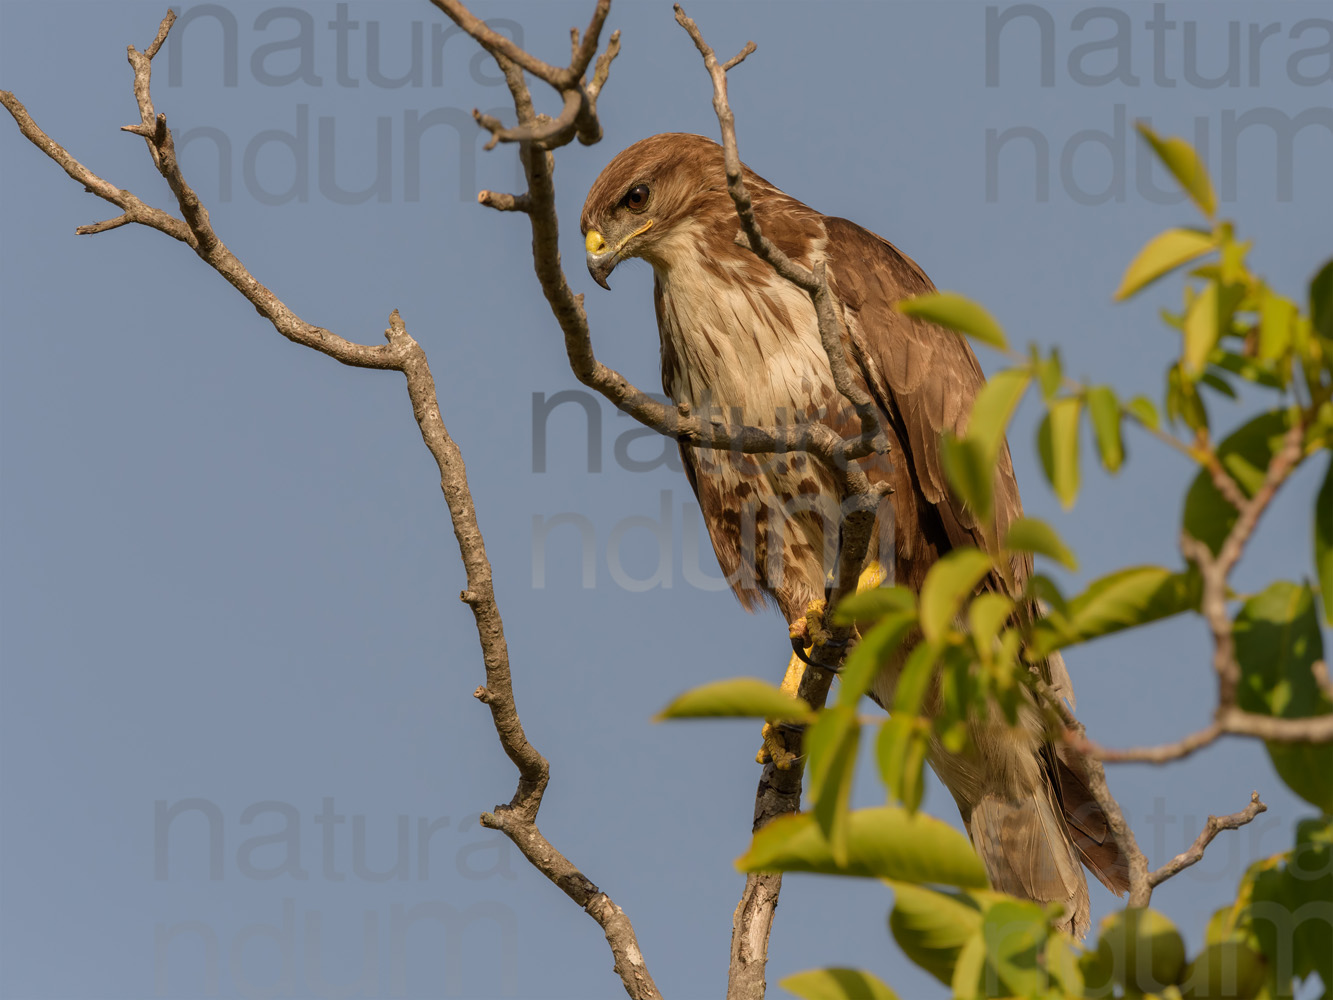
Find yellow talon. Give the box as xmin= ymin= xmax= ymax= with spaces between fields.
xmin=805 ymin=598 xmax=831 ymax=647
xmin=757 ymin=566 xmax=889 ymax=767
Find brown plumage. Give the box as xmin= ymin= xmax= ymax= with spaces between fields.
xmin=581 ymin=133 xmax=1127 ymax=935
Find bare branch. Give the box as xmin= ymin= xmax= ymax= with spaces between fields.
xmin=474 ymin=88 xmax=583 ymax=150
xmin=142 ymin=8 xmax=175 ymax=59
xmin=1075 ymin=721 xmax=1225 ymax=765
xmin=588 ymin=30 xmax=623 ymax=102
xmin=1181 ymin=535 xmax=1243 ymax=711
xmin=6 ymin=9 xmax=661 ymax=997
xmin=477 ymin=189 xmax=531 ymax=213
xmin=1149 ymin=792 xmax=1267 ymax=888
xmin=427 ymin=0 xmax=569 ymax=86
xmin=1315 ymin=660 xmax=1333 ymax=703
xmin=435 ymin=0 xmax=615 ymax=149
xmin=1 ymin=90 xmax=194 ymax=245
xmin=722 ymin=42 xmax=756 ymax=72
xmin=75 ymin=213 xmax=133 ymax=235
xmin=1218 ymin=707 xmax=1333 ymax=742
xmin=1075 ymin=703 xmax=1333 ymax=765
xmin=1201 ymin=445 xmax=1250 ymax=513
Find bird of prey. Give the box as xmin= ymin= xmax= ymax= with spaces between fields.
xmin=581 ymin=133 xmax=1126 ymax=935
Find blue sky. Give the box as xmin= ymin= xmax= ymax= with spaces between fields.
xmin=2 ymin=1 xmax=1331 ymax=997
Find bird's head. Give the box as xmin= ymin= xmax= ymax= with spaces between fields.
xmin=580 ymin=133 xmax=728 ymax=289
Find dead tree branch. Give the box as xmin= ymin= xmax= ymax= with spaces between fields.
xmin=1148 ymin=792 xmax=1268 ymax=889
xmin=2 ymin=10 xmax=657 ymax=998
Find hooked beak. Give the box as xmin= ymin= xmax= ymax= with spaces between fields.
xmin=585 ymin=221 xmax=653 ymax=290
xmin=585 ymin=230 xmax=617 ymax=290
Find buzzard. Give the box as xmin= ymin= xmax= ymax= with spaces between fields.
xmin=581 ymin=133 xmax=1126 ymax=935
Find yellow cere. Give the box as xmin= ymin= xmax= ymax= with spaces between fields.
xmin=585 ymin=230 xmax=607 ymax=254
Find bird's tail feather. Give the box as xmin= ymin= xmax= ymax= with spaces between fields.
xmin=969 ymin=788 xmax=1091 ymax=938
xmin=1054 ymin=745 xmax=1132 ymax=895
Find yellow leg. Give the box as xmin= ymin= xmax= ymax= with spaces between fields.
xmin=757 ymin=565 xmax=888 ymax=768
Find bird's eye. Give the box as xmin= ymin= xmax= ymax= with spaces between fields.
xmin=624 ymin=184 xmax=650 ymax=212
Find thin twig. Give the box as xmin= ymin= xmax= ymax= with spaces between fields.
xmin=1076 ymin=722 xmax=1225 ymax=765
xmin=1186 ymin=418 xmax=1307 ymax=709
xmin=1200 ymin=443 xmax=1250 ymax=512
xmin=1315 ymin=660 xmax=1333 ymax=703
xmin=477 ymin=189 xmax=531 ymax=213
xmin=1148 ymin=792 xmax=1267 ymax=888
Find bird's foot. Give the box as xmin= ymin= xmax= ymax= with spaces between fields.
xmin=788 ymin=598 xmax=831 ymax=650
xmin=788 ymin=598 xmax=847 ymax=675
xmin=756 ymin=720 xmax=804 ymax=770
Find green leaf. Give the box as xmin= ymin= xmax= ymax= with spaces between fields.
xmin=1183 ymin=281 xmax=1223 ymax=376
xmin=1115 ymin=227 xmax=1215 ymax=301
xmin=655 ymin=678 xmax=814 ymax=723
xmin=1094 ymin=907 xmax=1188 ymax=994
xmin=837 ymin=611 xmax=917 ymax=707
xmin=967 ymin=592 xmax=1014 ymax=663
xmin=1137 ymin=122 xmax=1217 ymax=218
xmin=1182 ymin=410 xmax=1294 ymax=555
xmin=1032 ymin=565 xmax=1200 ymax=655
xmin=966 ymin=369 xmax=1031 ymax=467
xmin=1311 ymin=257 xmax=1333 ymax=341
xmin=982 ymin=899 xmax=1051 ymax=997
xmin=1238 ymin=818 xmax=1333 ymax=990
xmin=941 ymin=434 xmax=994 ymax=522
xmin=1037 ymin=397 xmax=1082 ymax=508
xmin=806 ymin=705 xmax=861 ymax=865
xmin=1212 ymin=348 xmax=1285 ymax=389
xmin=1200 ymin=369 xmax=1238 ymax=399
xmin=1317 ymin=455 xmax=1333 ymax=624
xmin=877 ymin=642 xmax=940 ymax=812
xmin=919 ymin=549 xmax=993 ymax=640
xmin=897 ymin=291 xmax=1008 ymax=350
xmin=877 ymin=715 xmax=930 ymax=811
xmin=1035 ymin=348 xmax=1063 ymax=401
xmin=1167 ymin=364 xmax=1209 ymax=431
xmin=833 ymin=585 xmax=915 ymax=625
xmin=1086 ymin=385 xmax=1125 ymax=473
xmin=889 ymin=640 xmax=942 ymax=717
xmin=1045 ymin=935 xmax=1086 ymax=998
xmin=1258 ymin=289 xmax=1296 ymax=362
xmin=780 ymin=967 xmax=900 ymax=1000
xmin=738 ymin=807 xmax=989 ymax=887
xmin=951 ymin=933 xmax=988 ymax=1000
xmin=1003 ymin=516 xmax=1078 ymax=572
xmin=887 ymin=882 xmax=986 ymax=985
xmin=1126 ymin=395 xmax=1161 ymax=431
xmin=1179 ymin=941 xmax=1268 ymax=1000
xmin=1233 ymin=581 xmax=1333 ymax=812
xmin=1025 ymin=573 xmax=1068 ymax=618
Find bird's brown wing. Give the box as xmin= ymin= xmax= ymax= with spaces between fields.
xmin=823 ymin=215 xmax=1130 ymax=909
xmin=822 ymin=215 xmax=1025 ymax=565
